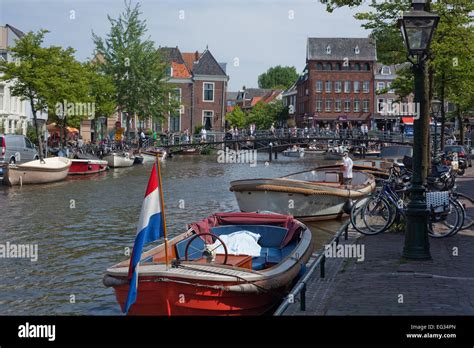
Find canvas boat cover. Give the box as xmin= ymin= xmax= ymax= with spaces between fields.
xmin=188 ymin=212 xmax=305 ymax=247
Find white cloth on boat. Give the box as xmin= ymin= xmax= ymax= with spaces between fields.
xmin=210 ymin=231 xmax=261 ymax=256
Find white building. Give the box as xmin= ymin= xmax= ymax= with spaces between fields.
xmin=0 ymin=24 xmax=31 ymax=135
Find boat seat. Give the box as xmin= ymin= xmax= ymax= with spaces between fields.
xmin=210 ymin=225 xmax=288 ymax=248
xmin=175 ymin=235 xmax=206 ymax=260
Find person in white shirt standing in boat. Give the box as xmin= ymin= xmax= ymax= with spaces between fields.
xmin=342 ymin=151 xmax=353 ymax=186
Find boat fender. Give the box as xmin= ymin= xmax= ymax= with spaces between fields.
xmin=342 ymin=199 xmax=354 ymax=214
xmin=103 ymin=274 xmax=128 ymax=287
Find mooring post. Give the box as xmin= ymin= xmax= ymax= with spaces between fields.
xmin=269 ymin=143 xmax=273 ymax=162
xmin=300 ymin=284 xmax=307 ymax=311
xmin=344 ymin=224 xmax=349 ymax=240
xmin=320 ymin=256 xmax=326 ymax=278
xmin=274 ymin=144 xmax=278 ymax=160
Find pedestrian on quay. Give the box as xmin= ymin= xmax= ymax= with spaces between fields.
xmin=200 ymin=127 xmax=207 ymax=143
xmin=342 ymin=151 xmax=353 ymax=186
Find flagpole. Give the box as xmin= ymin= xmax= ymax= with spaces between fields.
xmin=156 ymin=154 xmax=170 ymax=270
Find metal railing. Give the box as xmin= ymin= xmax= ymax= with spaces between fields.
xmin=273 ymin=220 xmax=351 ymax=316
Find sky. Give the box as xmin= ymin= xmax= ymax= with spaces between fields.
xmin=0 ymin=0 xmax=372 ymax=91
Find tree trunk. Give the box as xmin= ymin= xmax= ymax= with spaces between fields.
xmin=30 ymin=101 xmax=43 ymax=161
xmin=458 ymin=105 xmax=464 ymax=146
xmin=440 ymin=72 xmax=446 ymax=151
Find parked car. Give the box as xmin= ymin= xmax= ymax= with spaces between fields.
xmin=0 ymin=134 xmax=39 ymax=166
xmin=444 ymin=145 xmax=472 ymax=168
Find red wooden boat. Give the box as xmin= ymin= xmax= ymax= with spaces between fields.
xmin=68 ymin=159 xmax=108 ymax=175
xmin=103 ymin=212 xmax=312 ymax=316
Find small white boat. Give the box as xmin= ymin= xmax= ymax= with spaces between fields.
xmin=3 ymin=157 xmax=71 ymax=186
xmin=142 ymin=150 xmax=167 ymax=163
xmin=103 ymin=153 xmax=134 ymax=168
xmin=230 ymin=169 xmax=375 ymax=221
xmin=283 ymin=147 xmax=304 ymax=158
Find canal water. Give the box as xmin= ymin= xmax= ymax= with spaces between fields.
xmin=0 ymin=153 xmax=343 ymax=315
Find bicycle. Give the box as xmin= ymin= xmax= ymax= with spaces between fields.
xmin=350 ymin=168 xmax=464 ymax=238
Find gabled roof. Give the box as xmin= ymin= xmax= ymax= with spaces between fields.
xmin=237 ymin=88 xmax=273 ymax=100
xmin=182 ymin=52 xmax=200 ymax=70
xmin=192 ymin=50 xmax=227 ymax=76
xmin=226 ymin=91 xmax=239 ymax=101
xmin=307 ymin=37 xmax=376 ymax=61
xmin=6 ymin=24 xmax=25 ymax=39
xmin=159 ymin=47 xmax=185 ymax=64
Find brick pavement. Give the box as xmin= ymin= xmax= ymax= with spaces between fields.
xmin=284 ymin=166 xmax=474 ymax=316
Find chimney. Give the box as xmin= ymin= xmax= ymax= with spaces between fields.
xmin=194 ymin=50 xmax=199 ymax=61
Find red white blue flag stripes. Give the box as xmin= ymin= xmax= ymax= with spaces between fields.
xmin=123 ymin=163 xmax=164 ymax=313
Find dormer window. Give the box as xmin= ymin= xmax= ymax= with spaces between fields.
xmin=381 ymin=66 xmax=391 ymax=75
xmin=326 ymin=45 xmax=331 ymax=55
xmin=354 ymin=45 xmax=360 ymax=54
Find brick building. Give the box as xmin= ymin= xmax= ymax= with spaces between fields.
xmin=296 ymin=37 xmax=377 ymax=129
xmin=160 ymin=47 xmax=229 ymax=133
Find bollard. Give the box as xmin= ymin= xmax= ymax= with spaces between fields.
xmin=269 ymin=143 xmax=273 ymax=162
xmin=344 ymin=224 xmax=349 ymax=240
xmin=320 ymin=256 xmax=326 ymax=278
xmin=274 ymin=145 xmax=278 ymax=160
xmin=300 ymin=284 xmax=306 ymax=311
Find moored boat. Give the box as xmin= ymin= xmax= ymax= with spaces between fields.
xmin=3 ymin=157 xmax=71 ymax=186
xmin=69 ymin=159 xmax=108 ymax=175
xmin=142 ymin=150 xmax=167 ymax=162
xmin=282 ymin=146 xmax=304 ymax=158
xmin=316 ymin=159 xmax=393 ymax=180
xmin=103 ymin=152 xmax=134 ymax=168
xmin=230 ymin=169 xmax=375 ymax=221
xmin=103 ymin=212 xmax=312 ymax=316
xmin=133 ymin=155 xmax=144 ymax=165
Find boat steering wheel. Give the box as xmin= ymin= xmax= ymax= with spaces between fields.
xmin=184 ymin=232 xmax=228 ymax=265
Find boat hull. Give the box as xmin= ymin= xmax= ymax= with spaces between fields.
xmin=3 ymin=157 xmax=71 ymax=185
xmin=283 ymin=151 xmax=304 ymax=158
xmin=68 ymin=159 xmax=108 ymax=175
xmin=104 ymin=154 xmax=134 ymax=168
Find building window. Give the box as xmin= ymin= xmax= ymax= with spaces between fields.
xmin=363 ymin=100 xmax=370 ymax=112
xmin=377 ymin=98 xmax=385 ymax=112
xmin=316 ymin=80 xmax=323 ymax=93
xmin=335 ymin=81 xmax=342 ymax=93
xmin=169 ymin=114 xmax=180 ymax=132
xmin=363 ymin=81 xmax=370 ymax=93
xmin=316 ymin=99 xmax=323 ymax=112
xmin=0 ymin=85 xmax=4 ymax=111
xmin=376 ymin=82 xmax=385 ymax=91
xmin=381 ymin=66 xmax=391 ymax=75
xmin=326 ymin=45 xmax=331 ymax=54
xmin=364 ymin=63 xmax=371 ymax=71
xmin=354 ymin=63 xmax=361 ymax=71
xmin=354 ymin=81 xmax=360 ymax=93
xmin=324 ymin=63 xmax=332 ymax=71
xmin=387 ymin=99 xmax=394 ymax=114
xmin=202 ymin=111 xmax=213 ymax=130
xmin=203 ymin=82 xmax=214 ymax=102
xmin=325 ymin=81 xmax=332 ymax=93
xmin=344 ymin=81 xmax=351 ymax=93
xmin=325 ymin=99 xmax=332 ymax=112
xmin=335 ymin=63 xmax=341 ymax=71
xmin=316 ymin=63 xmax=323 ymax=70
xmin=354 ymin=99 xmax=360 ymax=112
xmin=344 ymin=99 xmax=351 ymax=113
xmin=335 ymin=99 xmax=342 ymax=112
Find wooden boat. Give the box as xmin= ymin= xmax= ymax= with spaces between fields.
xmin=179 ymin=148 xmax=200 ymax=155
xmin=230 ymin=169 xmax=375 ymax=221
xmin=323 ymin=145 xmax=349 ymax=160
xmin=103 ymin=152 xmax=134 ymax=168
xmin=282 ymin=147 xmax=304 ymax=158
xmin=103 ymin=212 xmax=312 ymax=316
xmin=3 ymin=157 xmax=71 ymax=186
xmin=68 ymin=159 xmax=108 ymax=175
xmin=142 ymin=150 xmax=167 ymax=162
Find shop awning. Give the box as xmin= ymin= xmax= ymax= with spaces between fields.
xmin=402 ymin=117 xmax=414 ymax=125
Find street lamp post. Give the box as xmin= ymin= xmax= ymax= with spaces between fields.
xmin=399 ymin=0 xmax=439 ymax=260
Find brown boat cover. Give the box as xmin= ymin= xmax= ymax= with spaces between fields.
xmin=188 ymin=212 xmax=305 ymax=247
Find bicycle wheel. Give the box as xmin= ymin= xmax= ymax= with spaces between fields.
xmin=350 ymin=194 xmax=393 ymax=235
xmin=428 ymin=198 xmax=463 ymax=238
xmin=455 ymin=193 xmax=474 ymax=230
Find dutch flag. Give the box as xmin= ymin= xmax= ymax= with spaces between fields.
xmin=123 ymin=163 xmax=164 ymax=313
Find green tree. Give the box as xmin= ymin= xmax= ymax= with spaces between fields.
xmin=225 ymin=106 xmax=246 ymax=128
xmin=258 ymin=65 xmax=298 ymax=90
xmin=0 ymin=30 xmax=91 ymax=158
xmin=246 ymin=101 xmax=273 ymax=129
xmin=92 ymin=1 xmax=178 ymax=138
